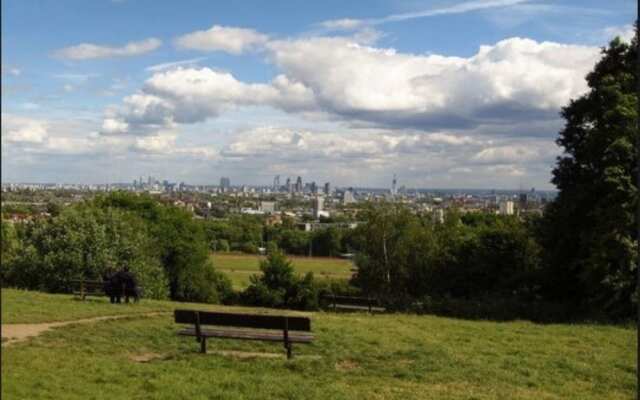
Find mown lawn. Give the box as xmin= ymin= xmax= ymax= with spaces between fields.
xmin=2 ymin=289 xmax=636 ymax=399
xmin=212 ymin=252 xmax=354 ymax=289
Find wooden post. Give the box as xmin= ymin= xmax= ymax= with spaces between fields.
xmin=195 ymin=311 xmax=206 ymax=353
xmin=80 ymin=280 xmax=85 ymax=300
xmin=200 ymin=337 xmax=207 ymax=354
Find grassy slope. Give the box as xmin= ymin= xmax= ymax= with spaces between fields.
xmin=2 ymin=289 xmax=636 ymax=399
xmin=212 ymin=252 xmax=354 ymax=289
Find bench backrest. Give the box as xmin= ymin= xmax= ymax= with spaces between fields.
xmin=174 ymin=310 xmax=311 ymax=332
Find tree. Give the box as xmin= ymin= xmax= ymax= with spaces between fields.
xmin=92 ymin=192 xmax=230 ymax=303
xmin=539 ymin=35 xmax=638 ymax=317
xmin=3 ymin=206 xmax=169 ymax=299
xmin=0 ymin=216 xmax=19 ymax=277
xmin=241 ymin=250 xmax=318 ymax=310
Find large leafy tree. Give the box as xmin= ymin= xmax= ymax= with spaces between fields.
xmin=92 ymin=192 xmax=232 ymax=303
xmin=3 ymin=206 xmax=169 ymax=299
xmin=539 ymin=35 xmax=638 ymax=317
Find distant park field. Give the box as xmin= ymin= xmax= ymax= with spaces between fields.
xmin=211 ymin=252 xmax=354 ymax=289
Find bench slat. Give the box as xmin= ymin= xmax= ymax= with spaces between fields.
xmin=178 ymin=327 xmax=314 ymax=343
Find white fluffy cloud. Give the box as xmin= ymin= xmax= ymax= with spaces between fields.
xmin=175 ymin=25 xmax=269 ymax=54
xmin=2 ymin=114 xmax=48 ymax=143
xmin=265 ymin=36 xmax=599 ymax=128
xmin=102 ymin=67 xmax=315 ymax=134
xmin=54 ymin=38 xmax=162 ymax=60
xmin=105 ymin=33 xmax=599 ymax=136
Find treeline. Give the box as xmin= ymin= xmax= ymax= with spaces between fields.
xmin=203 ymin=216 xmax=358 ymax=257
xmin=1 ymin=192 xmax=232 ymax=303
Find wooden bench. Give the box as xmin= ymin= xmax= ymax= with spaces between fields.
xmin=174 ymin=309 xmax=314 ymax=359
xmin=71 ymin=279 xmax=105 ymax=300
xmin=321 ymin=294 xmax=386 ymax=313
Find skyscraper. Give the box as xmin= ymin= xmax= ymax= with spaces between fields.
xmin=286 ymin=177 xmax=293 ymax=193
xmin=323 ymin=182 xmax=331 ymax=195
xmin=273 ymin=175 xmax=280 ymax=191
xmin=295 ymin=176 xmax=303 ymax=193
xmin=220 ymin=177 xmax=231 ymax=189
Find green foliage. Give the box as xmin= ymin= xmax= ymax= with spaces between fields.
xmin=4 ymin=192 xmax=232 ymax=304
xmin=351 ymin=204 xmax=542 ymax=310
xmin=203 ymin=215 xmax=263 ymax=252
xmin=311 ymin=227 xmax=343 ymax=257
xmin=0 ymin=217 xmax=19 ymax=272
xmin=3 ymin=206 xmax=169 ymax=299
xmin=539 ymin=36 xmax=638 ymax=318
xmin=269 ymin=227 xmax=311 ymax=255
xmin=93 ymin=192 xmax=229 ymax=303
xmin=241 ymin=250 xmax=319 ymax=310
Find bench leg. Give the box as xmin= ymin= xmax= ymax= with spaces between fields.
xmin=286 ymin=343 xmax=292 ymax=359
xmin=200 ymin=337 xmax=207 ymax=354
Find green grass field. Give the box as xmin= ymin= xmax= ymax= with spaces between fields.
xmin=2 ymin=289 xmax=636 ymax=399
xmin=212 ymin=252 xmax=354 ymax=289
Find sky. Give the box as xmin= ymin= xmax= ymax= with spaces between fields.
xmin=1 ymin=0 xmax=636 ymax=189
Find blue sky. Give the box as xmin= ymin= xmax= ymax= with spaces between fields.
xmin=1 ymin=0 xmax=636 ymax=188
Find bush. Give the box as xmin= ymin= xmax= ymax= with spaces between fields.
xmin=177 ymin=259 xmax=234 ymax=304
xmin=240 ymin=242 xmax=259 ymax=254
xmin=241 ymin=250 xmax=318 ymax=310
xmin=213 ymin=239 xmax=230 ymax=252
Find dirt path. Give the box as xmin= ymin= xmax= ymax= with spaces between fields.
xmin=1 ymin=312 xmax=170 ymax=347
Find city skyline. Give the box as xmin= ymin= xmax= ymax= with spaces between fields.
xmin=1 ymin=0 xmax=635 ymax=189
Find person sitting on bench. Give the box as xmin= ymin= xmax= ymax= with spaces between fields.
xmin=103 ymin=266 xmax=140 ymax=304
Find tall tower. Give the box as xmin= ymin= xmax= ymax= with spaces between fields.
xmin=391 ymin=174 xmax=397 ymax=196
xmin=273 ymin=175 xmax=280 ymax=191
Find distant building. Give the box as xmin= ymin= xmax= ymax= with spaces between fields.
xmin=220 ymin=177 xmax=231 ymax=189
xmin=312 ymin=196 xmax=325 ymax=219
xmin=323 ymin=182 xmax=331 ymax=195
xmin=260 ymin=201 xmax=276 ymax=214
xmin=391 ymin=174 xmax=397 ymax=197
xmin=286 ymin=177 xmax=293 ymax=194
xmin=433 ymin=208 xmax=444 ymax=224
xmin=343 ymin=189 xmax=356 ymax=205
xmin=518 ymin=193 xmax=528 ymax=210
xmin=499 ymin=201 xmax=514 ymax=215
xmin=295 ymin=176 xmax=303 ymax=193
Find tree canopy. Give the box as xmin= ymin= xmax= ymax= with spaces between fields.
xmin=539 ymin=35 xmax=638 ymax=317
